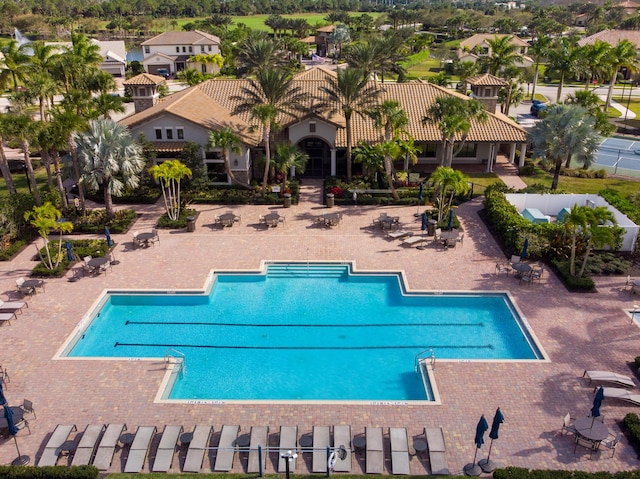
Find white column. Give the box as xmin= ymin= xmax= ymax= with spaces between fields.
xmin=509 ymin=143 xmax=516 ymax=164
xmin=519 ymin=143 xmax=527 ymax=167
xmin=331 ymin=149 xmax=336 ymax=176
xmin=486 ymin=144 xmax=495 ymax=173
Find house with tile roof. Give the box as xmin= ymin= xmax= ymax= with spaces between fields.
xmin=457 ymin=34 xmax=533 ymax=68
xmin=577 ymin=29 xmax=640 ymax=50
xmin=141 ymin=30 xmax=221 ymax=77
xmin=45 ymin=39 xmax=127 ymax=77
xmin=301 ymin=25 xmax=336 ymax=57
xmin=119 ymin=68 xmax=528 ymax=185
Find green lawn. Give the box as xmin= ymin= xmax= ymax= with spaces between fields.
xmin=401 ymin=51 xmax=441 ymax=79
xmin=520 ymin=168 xmax=640 ymax=196
xmin=0 ymin=167 xmax=49 ymax=201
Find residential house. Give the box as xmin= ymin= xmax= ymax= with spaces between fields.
xmin=577 ymin=30 xmax=640 ymax=79
xmin=457 ymin=34 xmax=533 ymax=68
xmin=44 ymin=39 xmax=127 ymax=77
xmin=301 ymin=25 xmax=336 ymax=57
xmin=141 ymin=30 xmax=221 ymax=77
xmin=119 ymin=67 xmax=528 ymax=186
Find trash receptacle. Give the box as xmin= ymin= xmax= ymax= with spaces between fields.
xmin=186 ymin=216 xmax=196 ymax=232
xmin=283 ymin=193 xmax=291 ymax=208
xmin=427 ymin=219 xmax=437 ymax=236
xmin=326 ymin=193 xmax=335 ymax=208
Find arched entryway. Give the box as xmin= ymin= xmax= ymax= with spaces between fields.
xmin=297 ymin=138 xmax=331 ymax=178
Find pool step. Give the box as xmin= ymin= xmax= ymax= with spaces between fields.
xmin=267 ymin=264 xmax=348 ymax=278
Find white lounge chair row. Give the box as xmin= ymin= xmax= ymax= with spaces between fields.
xmin=37 ymin=423 xmax=447 ymax=474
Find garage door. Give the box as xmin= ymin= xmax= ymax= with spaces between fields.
xmin=149 ymin=64 xmax=171 ymax=75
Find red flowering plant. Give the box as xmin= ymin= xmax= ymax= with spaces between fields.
xmin=328 ymin=186 xmax=344 ymax=197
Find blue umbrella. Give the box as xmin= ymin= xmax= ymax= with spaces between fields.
xmin=520 ymin=237 xmax=529 ymax=260
xmin=421 ymin=212 xmax=427 ymax=232
xmin=104 ymin=227 xmax=113 ymax=247
xmin=0 ymin=381 xmax=28 ymax=464
xmin=480 ymin=408 xmax=504 ymax=472
xmin=447 ymin=209 xmax=454 ymax=230
xmin=65 ymin=240 xmax=73 ymax=261
xmin=465 ymin=415 xmax=488 ymax=476
xmin=592 ymin=386 xmax=604 ymax=419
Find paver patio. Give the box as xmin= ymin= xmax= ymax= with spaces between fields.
xmin=0 ymin=178 xmax=639 ymax=473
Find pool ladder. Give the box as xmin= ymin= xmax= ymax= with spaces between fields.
xmin=165 ymin=348 xmax=186 ymax=378
xmin=414 ymin=349 xmax=435 ymax=373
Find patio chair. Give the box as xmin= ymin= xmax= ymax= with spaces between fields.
xmin=278 ymin=426 xmax=298 ymax=472
xmin=495 ymin=263 xmax=510 ymax=276
xmin=562 ymin=413 xmax=577 ymax=435
xmin=333 ymin=425 xmax=352 ymax=472
xmin=425 ymin=427 xmax=449 ymax=475
xmin=519 ymin=271 xmax=534 ymax=286
xmin=0 ymin=299 xmax=27 ymax=313
xmin=365 ymin=427 xmax=384 ymax=474
xmin=132 ymin=231 xmax=142 ymax=249
xmin=151 ymin=425 xmax=183 ymax=472
xmin=92 ymin=423 xmax=127 ymax=470
xmin=183 ymin=425 xmax=213 ymax=473
xmin=247 ymin=426 xmax=268 ymax=474
xmin=214 ymin=425 xmax=240 ymax=471
xmin=123 ymin=425 xmax=157 ymax=473
xmin=15 ymin=277 xmax=35 ymax=296
xmin=71 ymin=424 xmax=106 ymax=466
xmin=434 ymin=228 xmax=442 ymax=240
xmin=583 ymin=370 xmax=635 ymax=388
xmin=531 ymin=266 xmax=544 ymax=282
xmin=22 ymin=399 xmax=36 ymax=419
xmin=0 ymin=366 xmax=9 ymax=384
xmin=600 ymin=433 xmax=620 ymax=457
xmin=390 ymin=427 xmax=410 ymax=475
xmin=151 ymin=229 xmax=160 ymax=245
xmin=574 ymin=436 xmax=597 ymax=459
xmin=511 ymin=255 xmax=521 ymax=264
xmin=37 ymin=424 xmax=77 ymax=466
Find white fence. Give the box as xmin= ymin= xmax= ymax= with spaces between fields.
xmin=505 ymin=193 xmax=638 ymax=252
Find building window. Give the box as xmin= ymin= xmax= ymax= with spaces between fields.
xmin=201 ymin=45 xmax=205 ymax=52
xmin=419 ymin=143 xmax=437 ymax=158
xmin=205 ymin=161 xmax=228 ymax=183
xmin=166 ymin=129 xmax=173 ymax=140
xmin=155 ymin=128 xmax=162 ymax=140
xmin=188 ymin=46 xmax=192 ymax=53
xmin=144 ymin=46 xmax=150 ymax=54
xmin=182 ymin=46 xmax=186 ymax=52
xmin=309 ymin=121 xmax=316 ymax=133
xmin=205 ymin=150 xmax=223 ymax=160
xmin=177 ymin=128 xmax=184 ymax=140
xmin=176 ymin=46 xmax=180 ymax=53
xmin=455 ymin=142 xmax=477 ymax=157
xmin=201 ymin=64 xmax=207 ymax=73
xmin=208 ymin=45 xmax=212 ymax=51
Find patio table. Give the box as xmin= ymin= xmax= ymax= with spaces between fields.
xmin=136 ymin=232 xmax=156 ymax=247
xmin=322 ymin=213 xmax=342 ymax=227
xmin=219 ymin=213 xmax=237 ymax=227
xmin=0 ymin=407 xmax=24 ymax=434
xmin=511 ymin=263 xmax=532 ymax=277
xmin=574 ymin=416 xmax=609 ymax=443
xmin=87 ymin=257 xmax=110 ymax=275
xmin=23 ymin=279 xmax=45 ymax=293
xmin=263 ymin=213 xmax=282 ymax=227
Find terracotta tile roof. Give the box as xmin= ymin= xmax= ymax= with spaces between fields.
xmin=151 ymin=141 xmax=187 ymax=152
xmin=123 ymin=73 xmax=166 ymax=86
xmin=459 ymin=33 xmax=529 ymax=49
xmin=316 ymin=25 xmax=336 ymax=33
xmin=615 ymin=0 xmax=640 ymax=8
xmin=120 ymin=67 xmax=527 ymax=148
xmin=141 ymin=30 xmax=220 ymax=46
xmin=577 ymin=29 xmax=640 ymax=48
xmin=467 ymin=73 xmax=509 ymax=86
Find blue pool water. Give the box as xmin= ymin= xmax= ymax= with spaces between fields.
xmin=66 ymin=263 xmax=542 ymax=401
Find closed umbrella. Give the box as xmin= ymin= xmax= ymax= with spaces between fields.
xmin=104 ymin=227 xmax=113 ymax=247
xmin=65 ymin=240 xmax=73 ymax=262
xmin=464 ymin=415 xmax=488 ymax=476
xmin=447 ymin=209 xmax=454 ymax=230
xmin=418 ymin=212 xmax=428 ymax=250
xmin=520 ymin=237 xmax=529 ymax=260
xmin=479 ymin=408 xmax=504 ymax=472
xmin=0 ymin=382 xmax=29 ymax=465
xmin=591 ymin=386 xmax=604 ymax=425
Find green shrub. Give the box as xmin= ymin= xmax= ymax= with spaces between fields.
xmin=600 ymin=188 xmax=640 ymax=225
xmin=68 ymin=209 xmax=137 ymax=234
xmin=157 ymin=208 xmax=197 ymax=228
xmin=550 ymin=259 xmax=596 ymax=291
xmin=634 ymin=357 xmax=640 ymax=370
xmin=86 ymin=185 xmax=160 ymax=204
xmin=0 ymin=465 xmax=99 ymax=479
xmin=0 ymin=237 xmax=29 ymax=261
xmin=32 ymin=239 xmax=109 ymax=276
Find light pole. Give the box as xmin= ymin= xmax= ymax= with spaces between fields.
xmin=624 ymin=82 xmax=634 ymax=132
xmin=281 ymin=449 xmax=298 ymax=479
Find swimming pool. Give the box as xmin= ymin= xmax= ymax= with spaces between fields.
xmin=60 ymin=262 xmax=545 ymax=403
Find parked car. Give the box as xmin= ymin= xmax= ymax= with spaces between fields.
xmin=530 ymin=99 xmax=548 ymax=117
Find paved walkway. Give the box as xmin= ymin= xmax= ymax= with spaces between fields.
xmin=0 ymin=175 xmax=637 ymax=473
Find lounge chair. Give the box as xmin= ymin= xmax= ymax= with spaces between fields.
xmin=390 ymin=427 xmax=410 ymax=475
xmin=312 ymin=426 xmax=331 ymax=473
xmin=402 ymin=236 xmax=428 ymax=248
xmin=365 ymin=427 xmax=384 ymax=474
xmin=332 ymin=426 xmax=351 ymax=472
xmin=0 ymin=312 xmax=16 ymax=325
xmin=425 ymin=427 xmax=449 ymax=475
xmin=123 ymin=425 xmax=157 ymax=473
xmin=583 ymin=370 xmax=635 ymax=388
xmin=71 ymin=424 xmax=106 ymax=466
xmin=602 ymin=387 xmax=640 ymax=405
xmin=214 ymin=425 xmax=240 ymax=471
xmin=151 ymin=425 xmax=183 ymax=472
xmin=93 ymin=423 xmax=127 ymax=471
xmin=387 ymin=230 xmax=413 ymax=240
xmin=278 ymin=426 xmax=298 ymax=472
xmin=183 ymin=425 xmax=212 ymax=473
xmin=0 ymin=299 xmax=27 ymax=313
xmin=37 ymin=424 xmax=77 ymax=466
xmin=247 ymin=426 xmax=268 ymax=474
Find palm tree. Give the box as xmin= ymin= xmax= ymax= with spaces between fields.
xmin=149 ymin=160 xmax=192 ymax=221
xmin=273 ymin=143 xmax=308 ymax=186
xmin=2 ymin=113 xmax=42 ymax=205
xmin=91 ymin=92 xmax=125 ymax=119
xmin=24 ymin=202 xmax=73 ymax=270
xmin=422 ymin=96 xmax=488 ymax=168
xmin=546 ymin=37 xmax=582 ymax=102
xmin=353 ymin=141 xmax=384 ymax=180
xmin=0 ymin=39 xmax=30 ymax=92
xmin=429 ymin=166 xmax=470 ymax=223
xmin=603 ymin=40 xmax=638 ymax=112
xmin=0 ymin=114 xmax=16 ymax=196
xmin=236 ymin=36 xmax=284 ymax=75
xmin=528 ymin=34 xmax=552 ymax=101
xmin=564 ymin=90 xmax=615 ymax=136
xmin=74 ymin=118 xmax=145 ymax=220
xmin=529 ymin=104 xmax=601 ymax=190
xmin=207 ymin=127 xmax=243 ymax=187
xmin=580 ymin=40 xmax=612 ymax=89
xmin=232 ymin=68 xmax=307 ymax=194
xmin=318 ymin=68 xmax=380 ymax=181
xmin=368 ymin=100 xmax=408 ymax=199
xmin=482 ymin=35 xmax=523 ymax=76
xmin=454 ymin=61 xmax=479 ymax=94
